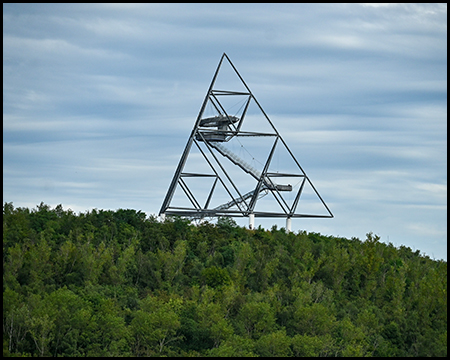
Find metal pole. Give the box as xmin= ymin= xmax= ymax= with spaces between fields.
xmin=159 ymin=54 xmax=226 ymax=215
xmin=286 ymin=217 xmax=292 ymax=233
xmin=249 ymin=213 xmax=255 ymax=229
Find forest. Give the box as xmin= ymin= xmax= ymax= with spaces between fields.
xmin=3 ymin=201 xmax=447 ymax=357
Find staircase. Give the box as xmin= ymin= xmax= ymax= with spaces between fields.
xmin=210 ymin=142 xmax=261 ymax=179
xmin=209 ymin=142 xmax=292 ymax=211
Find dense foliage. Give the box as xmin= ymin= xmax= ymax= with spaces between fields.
xmin=3 ymin=202 xmax=447 ymax=357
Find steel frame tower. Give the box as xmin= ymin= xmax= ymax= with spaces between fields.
xmin=159 ymin=53 xmax=333 ymax=230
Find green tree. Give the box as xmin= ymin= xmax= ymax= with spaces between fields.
xmin=255 ymin=329 xmax=292 ymax=357
xmin=3 ymin=288 xmax=28 ymax=355
xmin=45 ymin=287 xmax=90 ymax=356
xmin=25 ymin=293 xmax=57 ymax=356
xmin=131 ymin=295 xmax=183 ymax=356
xmin=2 ymin=203 xmax=447 ymax=357
xmin=292 ymin=333 xmax=336 ymax=357
xmin=196 ymin=288 xmax=234 ymax=348
xmin=235 ymin=301 xmax=276 ymax=339
xmin=202 ymin=266 xmax=231 ymax=288
xmin=208 ymin=334 xmax=257 ymax=357
xmin=156 ymin=240 xmax=187 ymax=290
xmin=84 ymin=297 xmax=131 ymax=357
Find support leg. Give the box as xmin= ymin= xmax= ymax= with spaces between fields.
xmin=249 ymin=213 xmax=255 ymax=230
xmin=286 ymin=217 xmax=292 ymax=233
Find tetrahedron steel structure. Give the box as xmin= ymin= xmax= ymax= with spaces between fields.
xmin=159 ymin=53 xmax=333 ymax=229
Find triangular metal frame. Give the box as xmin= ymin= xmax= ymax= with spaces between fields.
xmin=159 ymin=53 xmax=333 ymax=223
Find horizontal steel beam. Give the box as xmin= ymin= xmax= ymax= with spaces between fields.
xmin=164 ymin=208 xmax=333 ymax=219
xmin=212 ymin=90 xmax=250 ymax=96
xmin=266 ymin=172 xmax=305 ymax=177
xmin=180 ymin=173 xmax=217 ymax=177
xmin=196 ymin=129 xmax=277 ymax=137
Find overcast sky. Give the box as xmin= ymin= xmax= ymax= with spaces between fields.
xmin=3 ymin=3 xmax=447 ymax=260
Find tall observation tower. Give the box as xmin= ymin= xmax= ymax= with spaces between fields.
xmin=159 ymin=53 xmax=333 ymax=231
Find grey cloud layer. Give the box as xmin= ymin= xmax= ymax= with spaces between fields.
xmin=3 ymin=3 xmax=447 ymax=259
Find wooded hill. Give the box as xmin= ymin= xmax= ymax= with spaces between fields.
xmin=3 ymin=202 xmax=447 ymax=357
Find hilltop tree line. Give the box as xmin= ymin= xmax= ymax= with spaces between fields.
xmin=3 ymin=202 xmax=447 ymax=357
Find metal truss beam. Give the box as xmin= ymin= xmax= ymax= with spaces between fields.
xmin=159 ymin=53 xmax=333 ymax=223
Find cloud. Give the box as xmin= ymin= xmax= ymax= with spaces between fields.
xmin=3 ymin=3 xmax=447 ymax=259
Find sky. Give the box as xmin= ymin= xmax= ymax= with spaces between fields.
xmin=3 ymin=3 xmax=447 ymax=260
